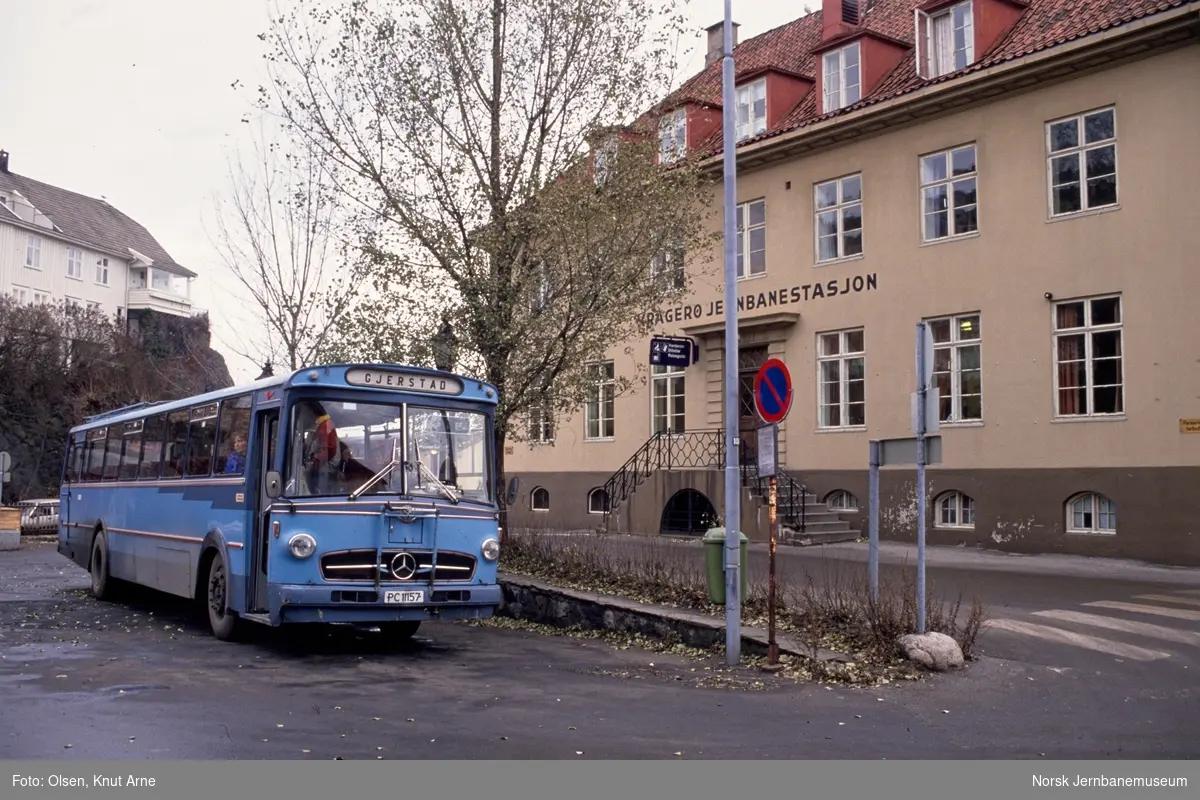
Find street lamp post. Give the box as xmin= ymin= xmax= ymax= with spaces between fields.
xmin=720 ymin=0 xmax=742 ymax=666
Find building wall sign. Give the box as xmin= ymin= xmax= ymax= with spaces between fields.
xmin=639 ymin=272 xmax=878 ymax=326
xmin=649 ymin=336 xmax=697 ymax=367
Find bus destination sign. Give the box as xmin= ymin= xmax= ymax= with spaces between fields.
xmin=345 ymin=368 xmax=464 ymax=395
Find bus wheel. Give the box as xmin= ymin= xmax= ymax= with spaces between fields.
xmin=205 ymin=552 xmax=240 ymax=641
xmin=380 ymin=621 xmax=421 ymax=641
xmin=90 ymin=531 xmax=117 ymax=601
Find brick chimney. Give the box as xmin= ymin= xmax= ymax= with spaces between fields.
xmin=823 ymin=0 xmax=866 ymax=42
xmin=0 ymin=150 xmax=9 ymax=173
xmin=705 ymin=20 xmax=739 ymax=68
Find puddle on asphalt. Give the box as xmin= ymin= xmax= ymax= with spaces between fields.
xmin=96 ymin=684 xmax=171 ymax=696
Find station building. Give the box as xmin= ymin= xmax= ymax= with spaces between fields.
xmin=504 ymin=0 xmax=1200 ymax=567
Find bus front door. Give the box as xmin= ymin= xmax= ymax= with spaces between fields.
xmin=248 ymin=409 xmax=278 ymax=613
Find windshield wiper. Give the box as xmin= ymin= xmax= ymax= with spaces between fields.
xmin=349 ymin=454 xmax=401 ymax=501
xmin=414 ymin=459 xmax=460 ymax=504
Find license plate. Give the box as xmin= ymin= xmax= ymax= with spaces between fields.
xmin=383 ymin=590 xmax=424 ymax=604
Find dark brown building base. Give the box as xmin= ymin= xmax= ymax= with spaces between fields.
xmin=507 ymin=467 xmax=1200 ymax=568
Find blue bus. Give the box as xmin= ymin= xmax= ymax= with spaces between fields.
xmin=57 ymin=363 xmax=506 ymax=641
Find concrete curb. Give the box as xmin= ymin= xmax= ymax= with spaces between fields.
xmin=497 ymin=572 xmax=852 ymax=664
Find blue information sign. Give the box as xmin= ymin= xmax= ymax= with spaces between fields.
xmin=649 ymin=336 xmax=695 ymax=368
xmin=753 ymin=358 xmax=793 ymax=424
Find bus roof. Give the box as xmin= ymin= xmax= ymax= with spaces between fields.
xmin=71 ymin=363 xmax=498 ymax=433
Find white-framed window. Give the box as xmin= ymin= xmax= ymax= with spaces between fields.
xmin=651 ymin=364 xmax=685 ymax=435
xmin=65 ymin=296 xmax=81 ymax=308
xmin=651 ymin=236 xmax=686 ymax=292
xmin=735 ymin=77 xmax=767 ymax=141
xmin=531 ymin=269 xmax=552 ymax=313
xmin=920 ymin=144 xmax=977 ymax=241
xmin=588 ymin=487 xmax=610 ymax=515
xmin=936 ymin=491 xmax=976 ymax=528
xmin=817 ymin=328 xmax=866 ymax=429
xmin=928 ymin=313 xmax=981 ymax=422
xmin=659 ymin=108 xmax=687 ymax=164
xmin=822 ymin=42 xmax=861 ymax=112
xmin=1066 ymin=492 xmax=1116 ymax=535
xmin=826 ymin=490 xmax=859 ymax=511
xmin=917 ymin=1 xmax=974 ymax=79
xmin=25 ymin=234 xmax=41 ymax=268
xmin=95 ymin=257 xmax=110 ymax=285
xmin=67 ymin=247 xmax=83 ymax=279
xmin=531 ymin=486 xmax=550 ymax=512
xmin=735 ymin=199 xmax=766 ymax=279
xmin=10 ymin=286 xmax=28 ymax=303
xmin=584 ymin=360 xmax=615 ymax=440
xmin=33 ymin=291 xmax=50 ymax=305
xmin=815 ymin=174 xmax=863 ymax=263
xmin=86 ymin=301 xmax=102 ymax=311
xmin=1047 ymin=107 xmax=1117 ymax=217
xmin=528 ymin=400 xmax=554 ymax=444
xmin=1053 ymin=295 xmax=1123 ymax=417
xmin=593 ymin=135 xmax=617 ymax=186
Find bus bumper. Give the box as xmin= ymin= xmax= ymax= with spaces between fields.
xmin=266 ymin=583 xmax=503 ymax=625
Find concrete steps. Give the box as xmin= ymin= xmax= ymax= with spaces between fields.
xmin=745 ymin=474 xmax=860 ymax=547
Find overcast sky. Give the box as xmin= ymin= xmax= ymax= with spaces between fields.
xmin=1 ymin=0 xmax=800 ymax=384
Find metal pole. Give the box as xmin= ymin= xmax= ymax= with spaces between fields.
xmin=720 ymin=0 xmax=742 ymax=666
xmin=915 ymin=323 xmax=927 ymax=634
xmin=767 ymin=476 xmax=778 ymax=666
xmin=868 ymin=439 xmax=880 ymax=602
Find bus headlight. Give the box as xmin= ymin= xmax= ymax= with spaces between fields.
xmin=288 ymin=533 xmax=317 ymax=559
xmin=481 ymin=538 xmax=500 ymax=562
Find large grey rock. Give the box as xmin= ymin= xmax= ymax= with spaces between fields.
xmin=0 ymin=530 xmax=19 ymax=551
xmin=898 ymin=631 xmax=964 ymax=671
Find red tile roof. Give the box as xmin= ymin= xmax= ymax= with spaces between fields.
xmin=654 ymin=0 xmax=1194 ymax=157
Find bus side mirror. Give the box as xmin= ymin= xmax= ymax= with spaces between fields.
xmin=265 ymin=470 xmax=282 ymax=499
xmin=505 ymin=476 xmax=519 ymax=506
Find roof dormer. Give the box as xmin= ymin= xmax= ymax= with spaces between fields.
xmin=916 ymin=0 xmax=1028 ymax=80
xmin=813 ymin=0 xmax=907 ymax=116
xmin=734 ymin=69 xmax=815 ymax=142
xmin=656 ymin=102 xmax=722 ymax=165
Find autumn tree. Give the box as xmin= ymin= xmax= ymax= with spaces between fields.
xmin=257 ymin=0 xmax=717 ymax=527
xmin=208 ymin=119 xmax=372 ymax=372
xmin=0 ymin=298 xmax=231 ymax=502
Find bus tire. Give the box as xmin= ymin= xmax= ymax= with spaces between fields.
xmin=89 ymin=530 xmax=119 ymax=601
xmin=380 ymin=620 xmax=420 ymax=640
xmin=203 ymin=550 xmax=241 ymax=642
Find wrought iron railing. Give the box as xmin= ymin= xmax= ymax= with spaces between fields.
xmin=600 ymin=428 xmax=806 ymax=532
xmin=741 ymin=462 xmax=808 ymax=532
xmin=602 ymin=429 xmax=725 ymax=519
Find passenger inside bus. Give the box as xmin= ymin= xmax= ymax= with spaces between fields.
xmin=224 ymin=432 xmax=247 ymax=474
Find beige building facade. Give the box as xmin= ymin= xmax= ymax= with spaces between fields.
xmin=505 ymin=0 xmax=1200 ymax=566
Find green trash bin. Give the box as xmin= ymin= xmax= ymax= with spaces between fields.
xmin=702 ymin=527 xmax=748 ymax=605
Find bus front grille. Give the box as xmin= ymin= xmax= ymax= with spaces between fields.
xmin=320 ymin=549 xmax=477 ymax=583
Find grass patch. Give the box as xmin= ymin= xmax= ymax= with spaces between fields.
xmin=499 ymin=530 xmax=988 ymax=682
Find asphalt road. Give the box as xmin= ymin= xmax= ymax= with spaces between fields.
xmin=1 ymin=540 xmax=1198 ymax=760
xmin=570 ymin=533 xmax=1200 ymax=676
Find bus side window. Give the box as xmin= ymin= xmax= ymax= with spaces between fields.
xmin=119 ymin=421 xmax=143 ymax=481
xmin=139 ymin=414 xmax=166 ymax=480
xmin=185 ymin=403 xmax=220 ymax=478
xmin=85 ymin=431 xmax=107 ymax=482
xmin=65 ymin=440 xmax=82 ymax=483
xmin=162 ymin=411 xmax=189 ymax=479
xmin=101 ymin=432 xmax=123 ymax=481
xmin=213 ymin=394 xmax=253 ymax=476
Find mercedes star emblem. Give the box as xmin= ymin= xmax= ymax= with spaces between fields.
xmin=390 ymin=552 xmax=418 ymax=580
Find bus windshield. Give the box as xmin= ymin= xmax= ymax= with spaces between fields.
xmin=283 ymin=399 xmax=491 ymax=504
